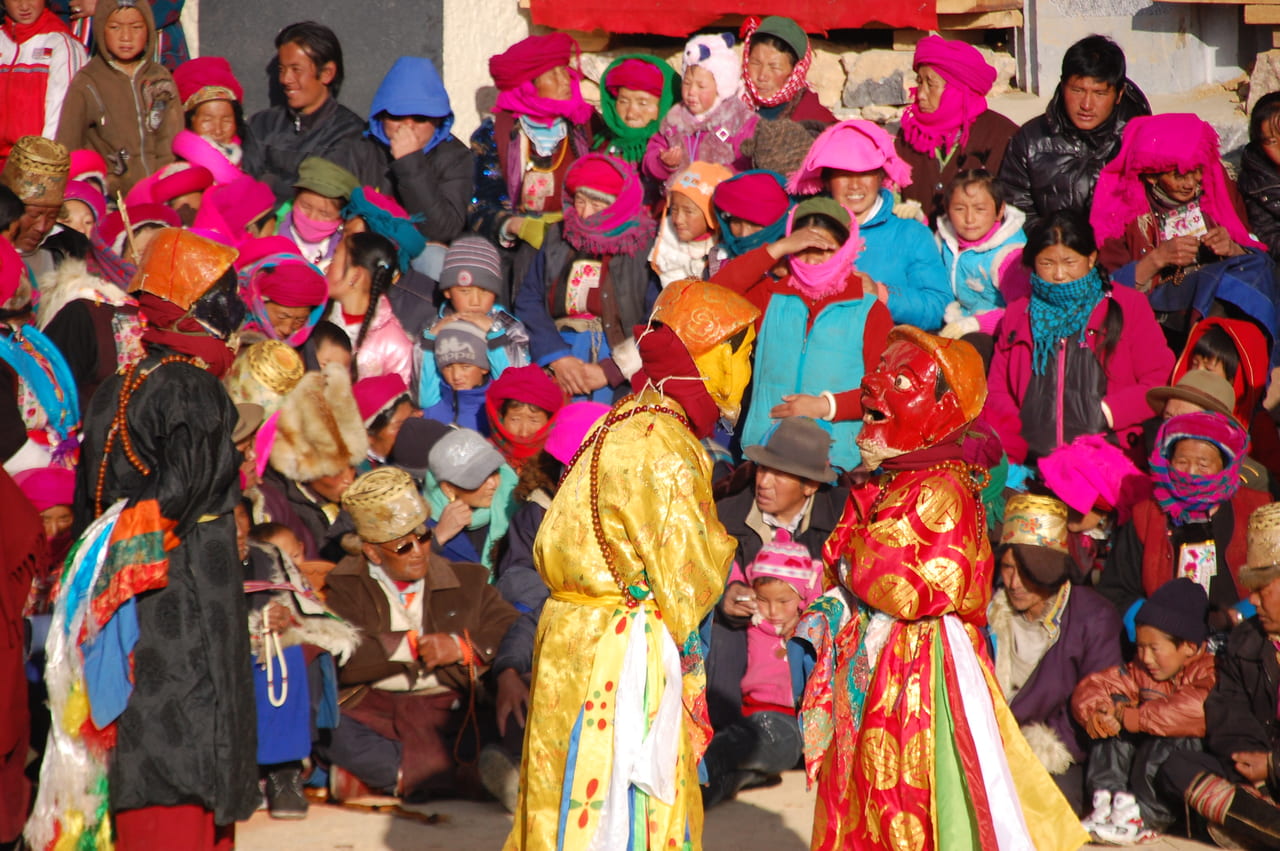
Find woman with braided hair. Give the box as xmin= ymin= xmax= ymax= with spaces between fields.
xmin=324 ymin=230 xmax=413 ymax=383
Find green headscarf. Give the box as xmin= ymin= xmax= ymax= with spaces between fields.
xmin=595 ymin=53 xmax=681 ymax=164
xmin=423 ymin=464 xmax=518 ymax=575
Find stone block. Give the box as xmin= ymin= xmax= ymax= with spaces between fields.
xmin=841 ymin=50 xmax=914 ymax=108
xmin=861 ymin=104 xmax=905 ymax=124
xmin=809 ymin=38 xmax=848 ymax=112
xmin=1249 ymin=49 xmax=1280 ymax=115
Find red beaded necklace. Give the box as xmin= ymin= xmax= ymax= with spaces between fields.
xmin=560 ymin=395 xmax=692 ymax=608
xmin=94 ymin=355 xmax=194 ymax=517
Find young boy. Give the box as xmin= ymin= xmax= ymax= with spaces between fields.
xmin=1072 ymin=578 xmax=1216 ymax=844
xmin=56 ymin=0 xmax=182 ymax=198
xmin=417 ymin=235 xmax=528 ymax=408
xmin=422 ymin=319 xmax=492 ymax=433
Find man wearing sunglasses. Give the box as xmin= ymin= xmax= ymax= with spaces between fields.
xmin=319 ymin=466 xmax=518 ymax=803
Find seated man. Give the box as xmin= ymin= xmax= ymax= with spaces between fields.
xmin=708 ymin=416 xmax=846 ymax=728
xmin=320 ymin=467 xmax=518 ymax=802
xmin=1162 ymin=502 xmax=1280 ymax=849
xmin=988 ymin=494 xmax=1123 ymax=815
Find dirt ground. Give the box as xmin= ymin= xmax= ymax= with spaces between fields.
xmin=236 ymin=769 xmax=1217 ymax=850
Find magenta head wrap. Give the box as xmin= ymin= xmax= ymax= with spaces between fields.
xmin=605 ymin=58 xmax=665 ymax=97
xmin=14 ymin=466 xmax=76 ymax=513
xmin=560 ymin=153 xmax=656 ymax=256
xmin=63 ymin=179 xmax=106 ymax=224
xmin=900 ymin=36 xmax=996 ymax=155
xmin=544 ymin=401 xmax=610 ymax=465
xmin=1149 ymin=410 xmax=1250 ymax=526
xmin=1090 ymin=113 xmax=1266 ymax=251
xmin=787 ymin=119 xmax=912 ymax=195
xmin=490 ymin=33 xmax=594 ymax=125
xmin=784 ymin=197 xmax=863 ymax=300
xmin=1038 ymin=434 xmax=1151 ymax=525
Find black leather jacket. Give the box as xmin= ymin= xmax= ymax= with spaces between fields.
xmin=998 ymin=78 xmax=1151 ymax=233
xmin=1237 ymin=143 xmax=1280 ymax=261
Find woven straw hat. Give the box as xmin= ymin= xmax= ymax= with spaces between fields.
xmin=1 ymin=136 xmax=70 ymax=206
xmin=1242 ymin=503 xmax=1280 ymax=590
xmin=223 ymin=340 xmax=306 ymax=414
xmin=342 ymin=467 xmax=430 ymax=544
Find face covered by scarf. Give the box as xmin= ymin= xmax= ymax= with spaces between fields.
xmin=898 ymin=35 xmax=997 ymax=156
xmin=784 ymin=201 xmax=865 ymax=301
xmin=1149 ymin=410 xmax=1249 ymax=526
xmin=560 ymin=153 xmax=657 ymax=257
xmin=138 ymin=292 xmax=241 ymax=378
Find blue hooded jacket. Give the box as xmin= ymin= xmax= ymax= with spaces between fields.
xmin=367 ymin=57 xmax=454 ymax=156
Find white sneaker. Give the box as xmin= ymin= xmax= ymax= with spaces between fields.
xmin=1091 ymin=792 xmax=1159 ymax=845
xmin=1081 ymin=789 xmax=1112 ymax=833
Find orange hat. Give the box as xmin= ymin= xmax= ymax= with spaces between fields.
xmin=130 ymin=228 xmax=239 ymax=311
xmin=649 ymin=278 xmax=759 ymax=357
xmin=887 ymin=325 xmax=987 ymax=423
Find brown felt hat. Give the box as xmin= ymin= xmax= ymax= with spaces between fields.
xmin=744 ymin=416 xmax=836 ymax=484
xmin=1146 ymin=370 xmax=1237 ymax=422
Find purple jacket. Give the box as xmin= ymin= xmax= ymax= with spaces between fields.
xmin=987 ymin=281 xmax=1173 ymax=463
xmin=988 ymin=584 xmax=1124 ymax=762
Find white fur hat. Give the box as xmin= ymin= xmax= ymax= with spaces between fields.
xmin=682 ymin=33 xmax=742 ymax=109
xmin=269 ymin=362 xmax=369 ymax=483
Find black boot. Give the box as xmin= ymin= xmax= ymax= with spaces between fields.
xmin=1187 ymin=772 xmax=1280 ymax=850
xmin=265 ymin=762 xmax=309 ymax=820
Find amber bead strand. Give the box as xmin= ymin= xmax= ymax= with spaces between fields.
xmin=93 ymin=356 xmax=193 ymax=517
xmin=560 ymin=396 xmax=691 ymax=608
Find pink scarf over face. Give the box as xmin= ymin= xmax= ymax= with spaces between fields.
xmin=899 ymin=35 xmax=997 ymax=156
xmin=494 ymin=70 xmax=595 ymax=126
xmin=1091 ymin=113 xmax=1268 ymax=251
xmin=784 ymin=204 xmax=865 ymax=300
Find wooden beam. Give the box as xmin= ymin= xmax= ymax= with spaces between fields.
xmin=1246 ymin=4 xmax=1280 ymax=23
xmin=936 ymin=0 xmax=1022 ymax=13
xmin=938 ymin=9 xmax=1025 ymax=27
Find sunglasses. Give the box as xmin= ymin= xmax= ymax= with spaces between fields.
xmin=382 ymin=527 xmax=432 ymax=556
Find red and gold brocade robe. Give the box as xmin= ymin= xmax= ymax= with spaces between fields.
xmin=806 ymin=465 xmax=1088 ymax=851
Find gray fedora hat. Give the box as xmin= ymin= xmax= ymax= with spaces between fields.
xmin=744 ymin=417 xmax=837 ymax=483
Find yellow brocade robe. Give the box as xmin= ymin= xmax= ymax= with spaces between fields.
xmin=505 ymin=389 xmax=736 ymax=851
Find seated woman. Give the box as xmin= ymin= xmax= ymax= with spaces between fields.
xmin=1237 ymin=92 xmax=1280 ymax=260
xmin=593 ymin=54 xmax=680 ymax=195
xmin=986 ymin=209 xmax=1173 ymax=466
xmin=1091 ymin=113 xmax=1269 ymax=353
xmin=1096 ymin=410 xmax=1271 ymax=635
xmin=988 ymin=494 xmax=1123 ymax=815
xmin=711 ymin=196 xmax=892 ymax=472
xmin=514 ymin=153 xmax=657 ymax=403
xmin=895 ymin=35 xmax=1018 ymax=225
xmin=238 ymin=245 xmax=329 ymax=348
xmin=171 ymin=56 xmax=248 ymax=184
xmin=738 ymin=16 xmax=835 ymax=177
xmin=473 ymin=33 xmax=598 ymax=297
xmin=484 ymin=364 xmax=565 ymax=473
xmin=789 ymin=119 xmax=951 ymax=331
xmin=279 ymin=156 xmax=359 ymax=269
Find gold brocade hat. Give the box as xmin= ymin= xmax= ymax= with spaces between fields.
xmin=223 ymin=340 xmax=306 ymax=414
xmin=130 ymin=228 xmax=239 ymax=310
xmin=342 ymin=467 xmax=430 ymax=544
xmin=649 ymin=278 xmax=760 ymax=356
xmin=1241 ymin=503 xmax=1280 ymax=590
xmin=1 ymin=136 xmax=70 ymax=206
xmin=1000 ymin=495 xmax=1069 ymax=553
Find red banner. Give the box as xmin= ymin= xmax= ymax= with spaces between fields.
xmin=531 ymin=0 xmax=937 ymax=37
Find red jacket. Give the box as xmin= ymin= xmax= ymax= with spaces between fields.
xmin=987 ymin=282 xmax=1174 ymax=463
xmin=1072 ymin=650 xmax=1216 ymax=738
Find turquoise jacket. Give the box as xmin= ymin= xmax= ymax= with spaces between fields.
xmin=857 ymin=188 xmax=950 ymax=331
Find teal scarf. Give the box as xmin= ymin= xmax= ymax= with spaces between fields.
xmin=1028 ymin=266 xmax=1105 ymax=376
xmin=423 ymin=464 xmax=518 ymax=575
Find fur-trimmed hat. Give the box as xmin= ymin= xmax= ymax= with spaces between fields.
xmin=268 ymin=362 xmax=369 ymax=482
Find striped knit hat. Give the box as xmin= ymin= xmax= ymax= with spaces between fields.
xmin=439 ymin=235 xmax=504 ymax=296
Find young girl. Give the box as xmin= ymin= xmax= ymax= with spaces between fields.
xmin=702 ymin=531 xmax=821 ymax=807
xmin=325 ymin=231 xmax=413 ymax=384
xmin=935 ymin=169 xmax=1028 ymax=339
xmin=172 ymin=55 xmax=246 ymax=181
xmin=986 ymin=209 xmax=1174 ymax=466
xmin=485 ymin=364 xmax=565 ymax=472
xmin=711 ymin=196 xmax=893 ymax=472
xmin=644 ymin=33 xmax=758 ymax=187
xmin=56 ymin=0 xmax=181 ymax=197
xmin=280 ymin=156 xmax=358 ymax=268
xmin=649 ymin=161 xmax=732 ymax=287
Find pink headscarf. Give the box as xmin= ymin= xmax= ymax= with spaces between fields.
xmin=784 ymin=201 xmax=864 ymax=300
xmin=192 ymin=175 xmax=276 ymax=247
xmin=787 ymin=119 xmax=912 ymax=195
xmin=14 ymin=466 xmax=76 ymax=512
xmin=899 ymin=36 xmax=997 ymax=155
xmin=1038 ymin=434 xmax=1152 ymax=525
xmin=491 ymin=34 xmax=593 ymax=125
xmin=1090 ymin=113 xmax=1266 ymax=251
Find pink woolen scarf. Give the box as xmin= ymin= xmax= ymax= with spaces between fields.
xmin=899 ymin=36 xmax=997 ymax=155
xmin=787 ymin=119 xmax=912 ymax=195
xmin=1090 ymin=113 xmax=1267 ymax=251
xmin=784 ymin=203 xmax=865 ymax=300
xmin=494 ymin=70 xmax=595 ymax=126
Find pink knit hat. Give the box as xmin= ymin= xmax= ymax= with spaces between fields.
xmin=788 ymin=119 xmax=913 ymax=195
xmin=69 ymin=149 xmax=108 ymax=191
xmin=63 ymin=180 xmax=106 ymax=224
xmin=745 ymin=530 xmax=822 ymax=607
xmin=682 ymin=33 xmax=742 ymax=110
xmin=353 ymin=374 xmax=410 ymax=428
xmin=1038 ymin=434 xmax=1152 ymax=525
